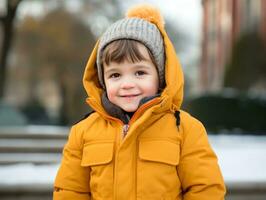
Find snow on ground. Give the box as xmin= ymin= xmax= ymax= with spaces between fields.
xmin=0 ymin=163 xmax=59 ymax=185
xmin=0 ymin=135 xmax=266 ymax=185
xmin=208 ymin=134 xmax=266 ymax=183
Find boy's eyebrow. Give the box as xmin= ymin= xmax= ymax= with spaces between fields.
xmin=134 ymin=64 xmax=153 ymax=68
xmin=104 ymin=61 xmax=155 ymax=73
xmin=104 ymin=67 xmax=119 ymax=74
xmin=131 ymin=63 xmax=156 ymax=70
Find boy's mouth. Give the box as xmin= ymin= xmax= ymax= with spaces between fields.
xmin=120 ymin=94 xmax=140 ymax=98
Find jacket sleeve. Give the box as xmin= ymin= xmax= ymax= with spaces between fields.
xmin=53 ymin=125 xmax=91 ymax=200
xmin=177 ymin=116 xmax=226 ymax=200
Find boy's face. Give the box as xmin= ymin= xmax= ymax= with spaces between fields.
xmin=103 ymin=43 xmax=159 ymax=113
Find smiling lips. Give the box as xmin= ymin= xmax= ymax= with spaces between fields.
xmin=119 ymin=94 xmax=141 ymax=101
xmin=120 ymin=94 xmax=140 ymax=98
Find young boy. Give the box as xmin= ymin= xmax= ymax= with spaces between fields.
xmin=54 ymin=4 xmax=226 ymax=200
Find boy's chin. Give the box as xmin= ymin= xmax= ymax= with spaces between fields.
xmin=121 ymin=105 xmax=138 ymax=113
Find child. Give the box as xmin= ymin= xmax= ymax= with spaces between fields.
xmin=54 ymin=4 xmax=226 ymax=200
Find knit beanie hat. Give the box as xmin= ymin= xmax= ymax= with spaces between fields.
xmin=96 ymin=4 xmax=165 ymax=89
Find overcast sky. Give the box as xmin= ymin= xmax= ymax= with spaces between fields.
xmin=17 ymin=0 xmax=202 ymax=40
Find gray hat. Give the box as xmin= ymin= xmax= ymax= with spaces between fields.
xmin=96 ymin=17 xmax=165 ymax=89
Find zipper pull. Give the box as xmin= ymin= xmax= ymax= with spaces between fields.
xmin=122 ymin=124 xmax=129 ymax=138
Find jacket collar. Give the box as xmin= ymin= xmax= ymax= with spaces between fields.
xmin=101 ymin=91 xmax=160 ymax=124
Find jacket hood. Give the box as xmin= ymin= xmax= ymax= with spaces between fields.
xmin=82 ymin=5 xmax=184 ymax=116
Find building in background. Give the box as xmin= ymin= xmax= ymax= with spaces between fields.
xmin=201 ymin=0 xmax=266 ymax=92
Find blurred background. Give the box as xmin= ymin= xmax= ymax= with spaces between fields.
xmin=0 ymin=0 xmax=265 ymax=199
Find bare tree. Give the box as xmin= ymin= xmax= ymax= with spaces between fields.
xmin=15 ymin=8 xmax=95 ymax=124
xmin=0 ymin=0 xmax=22 ymax=98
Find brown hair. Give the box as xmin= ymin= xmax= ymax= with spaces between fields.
xmin=101 ymin=39 xmax=157 ymax=66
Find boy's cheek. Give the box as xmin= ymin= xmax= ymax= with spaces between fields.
xmin=106 ymin=87 xmax=116 ymax=102
xmin=105 ymin=80 xmax=113 ymax=92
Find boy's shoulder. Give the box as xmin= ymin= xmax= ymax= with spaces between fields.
xmin=72 ymin=111 xmax=100 ymax=131
xmin=73 ymin=110 xmax=95 ymax=125
xmin=179 ymin=110 xmax=206 ymax=132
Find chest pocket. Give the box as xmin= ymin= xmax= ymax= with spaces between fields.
xmin=137 ymin=139 xmax=181 ymax=198
xmin=81 ymin=141 xmax=114 ymax=166
xmin=139 ymin=140 xmax=180 ymax=165
xmin=81 ymin=142 xmax=114 ymax=198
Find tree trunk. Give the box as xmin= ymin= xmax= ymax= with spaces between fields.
xmin=0 ymin=0 xmax=22 ymax=98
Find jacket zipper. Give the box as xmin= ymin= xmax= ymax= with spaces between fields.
xmin=122 ymin=124 xmax=130 ymax=138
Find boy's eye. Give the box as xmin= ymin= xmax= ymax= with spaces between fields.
xmin=135 ymin=71 xmax=146 ymax=76
xmin=109 ymin=73 xmax=120 ymax=79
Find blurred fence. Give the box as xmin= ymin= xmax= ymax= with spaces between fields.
xmin=0 ymin=126 xmax=68 ymax=165
xmin=0 ymin=126 xmax=266 ymax=200
xmin=0 ymin=126 xmax=68 ymax=200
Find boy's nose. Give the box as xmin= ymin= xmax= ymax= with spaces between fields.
xmin=120 ymin=79 xmax=135 ymax=89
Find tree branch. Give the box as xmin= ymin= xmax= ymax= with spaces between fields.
xmin=0 ymin=16 xmax=5 ymax=24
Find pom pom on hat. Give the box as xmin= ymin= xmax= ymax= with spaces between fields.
xmin=126 ymin=4 xmax=165 ymax=29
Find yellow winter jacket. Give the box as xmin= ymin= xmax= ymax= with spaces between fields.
xmin=53 ymin=7 xmax=226 ymax=200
